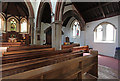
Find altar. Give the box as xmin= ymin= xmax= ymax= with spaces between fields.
xmin=8 ymin=37 xmax=17 ymax=42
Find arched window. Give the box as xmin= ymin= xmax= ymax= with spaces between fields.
xmin=72 ymin=20 xmax=80 ymax=38
xmin=21 ymin=19 xmax=27 ymax=33
xmin=10 ymin=19 xmax=17 ymax=31
xmin=94 ymin=22 xmax=116 ymax=43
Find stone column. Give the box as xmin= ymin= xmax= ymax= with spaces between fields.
xmin=29 ymin=17 xmax=34 ymax=45
xmin=51 ymin=21 xmax=62 ymax=50
xmin=5 ymin=18 xmax=7 ymax=32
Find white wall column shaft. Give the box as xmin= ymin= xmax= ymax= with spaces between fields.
xmin=52 ymin=21 xmax=62 ymax=50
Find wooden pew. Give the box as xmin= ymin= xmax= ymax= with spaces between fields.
xmin=2 ymin=50 xmax=98 ymax=79
xmin=62 ymin=45 xmax=89 ymax=52
xmin=73 ymin=45 xmax=89 ymax=52
xmin=7 ymin=45 xmax=51 ymax=52
xmin=3 ymin=48 xmax=55 ymax=56
xmin=62 ymin=44 xmax=73 ymax=50
xmin=2 ymin=49 xmax=72 ymax=64
xmin=2 ymin=51 xmax=83 ymax=77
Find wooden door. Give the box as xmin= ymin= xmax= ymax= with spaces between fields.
xmin=46 ymin=28 xmax=52 ymax=45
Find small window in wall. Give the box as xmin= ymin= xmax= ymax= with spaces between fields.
xmin=94 ymin=22 xmax=116 ymax=43
xmin=11 ymin=19 xmax=17 ymax=31
xmin=21 ymin=20 xmax=27 ymax=33
xmin=72 ymin=20 xmax=80 ymax=38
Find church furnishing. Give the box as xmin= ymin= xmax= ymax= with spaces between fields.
xmin=2 ymin=49 xmax=98 ymax=79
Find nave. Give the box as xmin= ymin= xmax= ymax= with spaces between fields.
xmin=0 ymin=1 xmax=120 ymax=80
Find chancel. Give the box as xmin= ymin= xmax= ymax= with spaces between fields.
xmin=0 ymin=1 xmax=120 ymax=80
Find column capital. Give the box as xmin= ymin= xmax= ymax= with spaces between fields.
xmin=28 ymin=16 xmax=34 ymax=19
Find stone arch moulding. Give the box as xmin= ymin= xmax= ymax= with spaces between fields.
xmin=93 ymin=22 xmax=117 ymax=31
xmin=36 ymin=1 xmax=52 ymax=29
xmin=62 ymin=10 xmax=85 ymax=31
xmin=24 ymin=0 xmax=34 ymax=18
xmin=55 ymin=2 xmax=65 ymax=21
xmin=7 ymin=16 xmax=19 ymax=23
xmin=55 ymin=2 xmax=85 ymax=30
xmin=0 ymin=13 xmax=5 ymax=21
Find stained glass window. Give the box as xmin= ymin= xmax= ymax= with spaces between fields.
xmin=21 ymin=20 xmax=27 ymax=33
xmin=72 ymin=20 xmax=80 ymax=37
xmin=11 ymin=19 xmax=16 ymax=31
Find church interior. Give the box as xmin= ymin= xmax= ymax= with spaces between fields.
xmin=0 ymin=1 xmax=120 ymax=80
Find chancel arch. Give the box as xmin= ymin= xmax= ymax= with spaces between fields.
xmin=1 ymin=2 xmax=34 ymax=46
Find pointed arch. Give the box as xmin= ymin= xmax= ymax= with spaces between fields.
xmin=36 ymin=2 xmax=52 ymax=29
xmin=24 ymin=0 xmax=34 ymax=18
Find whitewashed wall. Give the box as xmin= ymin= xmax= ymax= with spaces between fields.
xmin=62 ymin=17 xmax=85 ymax=46
xmin=85 ymin=16 xmax=118 ymax=57
xmin=62 ymin=4 xmax=85 ymax=46
xmin=38 ymin=22 xmax=50 ymax=45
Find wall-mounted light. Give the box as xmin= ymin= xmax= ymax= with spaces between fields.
xmin=51 ymin=12 xmax=55 ymax=17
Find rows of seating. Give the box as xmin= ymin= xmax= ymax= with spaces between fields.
xmin=2 ymin=45 xmax=98 ymax=80
xmin=2 ymin=50 xmax=98 ymax=79
xmin=2 ymin=50 xmax=83 ymax=77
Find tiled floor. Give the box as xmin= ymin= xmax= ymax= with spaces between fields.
xmin=84 ymin=53 xmax=119 ymax=79
xmin=84 ymin=53 xmax=119 ymax=71
xmin=98 ymin=55 xmax=119 ymax=71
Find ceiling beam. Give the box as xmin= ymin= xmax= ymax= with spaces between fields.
xmin=4 ymin=2 xmax=9 ymax=14
xmin=98 ymin=3 xmax=106 ymax=17
xmin=17 ymin=3 xmax=29 ymax=16
xmin=15 ymin=3 xmax=21 ymax=17
xmin=82 ymin=2 xmax=111 ymax=13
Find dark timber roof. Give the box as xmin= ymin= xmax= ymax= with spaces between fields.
xmin=72 ymin=2 xmax=120 ymax=23
xmin=2 ymin=2 xmax=29 ymax=17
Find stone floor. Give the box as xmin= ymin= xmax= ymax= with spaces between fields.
xmin=83 ymin=53 xmax=119 ymax=80
xmin=98 ymin=65 xmax=118 ymax=79
xmin=83 ymin=65 xmax=119 ymax=81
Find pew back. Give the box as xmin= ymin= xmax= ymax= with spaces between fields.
xmin=7 ymin=45 xmax=51 ymax=52
xmin=2 ymin=50 xmax=98 ymax=79
xmin=73 ymin=45 xmax=89 ymax=52
xmin=3 ymin=48 xmax=55 ymax=56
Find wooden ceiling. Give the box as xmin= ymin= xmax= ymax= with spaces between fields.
xmin=2 ymin=2 xmax=29 ymax=17
xmin=72 ymin=2 xmax=120 ymax=23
